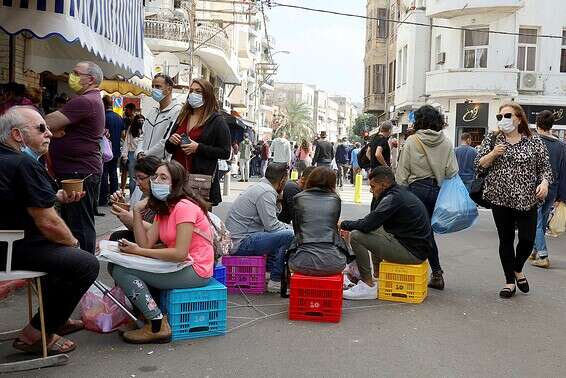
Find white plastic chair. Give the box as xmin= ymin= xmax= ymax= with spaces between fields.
xmin=0 ymin=230 xmax=68 ymax=373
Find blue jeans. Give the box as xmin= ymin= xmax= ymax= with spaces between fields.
xmin=408 ymin=178 xmax=442 ymax=273
xmin=233 ymin=230 xmax=294 ymax=281
xmin=534 ymin=189 xmax=557 ymax=257
xmin=127 ymin=151 xmax=137 ymax=194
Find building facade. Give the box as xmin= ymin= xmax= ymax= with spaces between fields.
xmin=367 ymin=0 xmax=566 ymax=144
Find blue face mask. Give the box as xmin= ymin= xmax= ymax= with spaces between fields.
xmin=21 ymin=146 xmax=40 ymax=160
xmin=188 ymin=93 xmax=204 ymax=108
xmin=151 ymin=182 xmax=170 ymax=201
xmin=151 ymin=88 xmax=165 ymax=102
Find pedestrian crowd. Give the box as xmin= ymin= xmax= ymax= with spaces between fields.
xmin=1 ymin=60 xmax=565 ymax=356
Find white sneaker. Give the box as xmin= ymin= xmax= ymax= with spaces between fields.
xmin=343 ymin=274 xmax=355 ymax=289
xmin=343 ymin=281 xmax=377 ymax=300
xmin=267 ymin=280 xmax=281 ymax=293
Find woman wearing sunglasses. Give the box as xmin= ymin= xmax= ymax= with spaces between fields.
xmin=475 ymin=103 xmax=552 ymax=298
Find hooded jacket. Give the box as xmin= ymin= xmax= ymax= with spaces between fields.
xmin=539 ymin=134 xmax=566 ymax=202
xmin=395 ymin=129 xmax=459 ymax=186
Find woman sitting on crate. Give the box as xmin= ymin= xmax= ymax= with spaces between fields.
xmin=287 ymin=166 xmax=352 ymax=277
xmin=109 ymin=160 xmax=214 ymax=344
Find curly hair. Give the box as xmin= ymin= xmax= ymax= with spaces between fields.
xmin=413 ymin=105 xmax=445 ymax=132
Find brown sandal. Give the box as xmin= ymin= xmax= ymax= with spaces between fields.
xmin=13 ymin=334 xmax=76 ymax=356
xmin=56 ymin=319 xmax=85 ymax=336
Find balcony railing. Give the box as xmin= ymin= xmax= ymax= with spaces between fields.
xmin=144 ymin=18 xmax=190 ymax=43
xmin=195 ymin=24 xmax=231 ymax=56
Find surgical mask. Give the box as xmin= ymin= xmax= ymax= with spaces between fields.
xmin=151 ymin=88 xmax=165 ymax=102
xmin=68 ymin=72 xmax=83 ymax=93
xmin=497 ymin=118 xmax=515 ymax=134
xmin=188 ymin=93 xmax=204 ymax=108
xmin=21 ymin=146 xmax=40 ymax=160
xmin=151 ymin=182 xmax=170 ymax=201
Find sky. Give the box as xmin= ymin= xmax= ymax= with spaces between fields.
xmin=266 ymin=0 xmax=366 ymax=103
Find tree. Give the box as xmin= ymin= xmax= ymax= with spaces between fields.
xmin=273 ymin=100 xmax=316 ymax=143
xmin=351 ymin=113 xmax=378 ymax=142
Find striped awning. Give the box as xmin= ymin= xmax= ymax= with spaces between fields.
xmin=0 ymin=0 xmax=145 ymax=78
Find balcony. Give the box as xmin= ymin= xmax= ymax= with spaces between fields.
xmin=195 ymin=24 xmax=231 ymax=57
xmin=426 ymin=0 xmax=524 ymax=18
xmin=193 ymin=23 xmax=240 ymax=84
xmin=144 ymin=18 xmax=190 ymax=51
xmin=363 ymin=94 xmax=385 ymax=114
xmin=426 ymin=69 xmax=519 ymax=97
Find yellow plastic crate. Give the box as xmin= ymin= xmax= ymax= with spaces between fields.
xmin=378 ymin=260 xmax=428 ymax=304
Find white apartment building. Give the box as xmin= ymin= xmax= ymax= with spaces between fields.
xmin=372 ymin=0 xmax=566 ymax=145
xmin=330 ymin=95 xmax=358 ymax=139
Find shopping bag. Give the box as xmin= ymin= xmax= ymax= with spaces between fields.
xmin=548 ymin=202 xmax=566 ymax=236
xmin=100 ymin=136 xmax=114 ymax=163
xmin=431 ymin=175 xmax=479 ymax=234
xmin=79 ymin=284 xmax=131 ymax=333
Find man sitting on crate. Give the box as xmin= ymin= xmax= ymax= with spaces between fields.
xmin=339 ymin=167 xmax=432 ymax=300
xmin=225 ymin=162 xmax=294 ymax=293
xmin=0 ymin=106 xmax=99 ymax=355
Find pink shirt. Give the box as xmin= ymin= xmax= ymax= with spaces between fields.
xmin=156 ymin=199 xmax=214 ymax=278
xmin=297 ymin=147 xmax=311 ymax=160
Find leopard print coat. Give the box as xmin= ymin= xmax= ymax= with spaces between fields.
xmin=474 ymin=132 xmax=553 ymax=211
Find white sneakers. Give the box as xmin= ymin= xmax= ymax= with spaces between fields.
xmin=267 ymin=280 xmax=281 ymax=293
xmin=343 ymin=280 xmax=377 ymax=300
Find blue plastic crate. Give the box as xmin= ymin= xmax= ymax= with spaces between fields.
xmin=214 ymin=264 xmax=226 ymax=285
xmin=160 ymin=278 xmax=227 ymax=341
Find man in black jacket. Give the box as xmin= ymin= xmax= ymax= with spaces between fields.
xmin=312 ymin=131 xmax=334 ymax=167
xmin=339 ymin=166 xmax=432 ymax=300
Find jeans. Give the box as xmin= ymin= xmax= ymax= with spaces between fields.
xmin=109 ymin=264 xmax=209 ymax=320
xmin=127 ymin=151 xmax=137 ymax=194
xmin=534 ymin=189 xmax=557 ymax=257
xmin=261 ymin=159 xmax=269 ymax=177
xmin=336 ymin=164 xmax=349 ymax=187
xmin=492 ymin=205 xmax=538 ymax=284
xmin=239 ymin=158 xmax=250 ymax=181
xmin=233 ymin=230 xmax=294 ymax=281
xmin=59 ymin=173 xmax=100 ymax=254
xmin=99 ymin=157 xmax=119 ymax=205
xmin=1 ymin=240 xmax=99 ymax=333
xmin=350 ymin=228 xmax=422 ymax=281
xmin=408 ymin=178 xmax=441 ymax=273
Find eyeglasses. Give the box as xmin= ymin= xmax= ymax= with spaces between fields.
xmin=496 ymin=113 xmax=513 ymax=121
xmin=34 ymin=124 xmax=48 ymax=133
xmin=134 ymin=174 xmax=150 ymax=182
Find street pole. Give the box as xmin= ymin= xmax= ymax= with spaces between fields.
xmin=383 ymin=0 xmax=391 ymax=124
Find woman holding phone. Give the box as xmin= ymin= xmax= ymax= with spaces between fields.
xmin=165 ymin=79 xmax=231 ymax=206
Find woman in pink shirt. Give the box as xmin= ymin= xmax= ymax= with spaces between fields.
xmin=296 ymin=139 xmax=312 ymax=177
xmin=109 ymin=160 xmax=214 ymax=344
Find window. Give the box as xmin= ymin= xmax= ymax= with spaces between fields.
xmin=560 ymin=30 xmax=566 ymax=73
xmin=372 ymin=64 xmax=385 ymax=94
xmin=397 ymin=49 xmax=402 ymax=87
xmin=365 ymin=66 xmax=371 ymax=95
xmin=463 ymin=28 xmax=489 ymax=68
xmin=435 ymin=35 xmax=442 ymax=69
xmin=388 ymin=60 xmax=396 ymax=93
xmin=402 ymin=45 xmax=408 ymax=84
xmin=367 ymin=9 xmax=373 ymax=41
xmin=376 ymin=8 xmax=387 ymax=39
xmin=517 ymin=28 xmax=537 ymax=71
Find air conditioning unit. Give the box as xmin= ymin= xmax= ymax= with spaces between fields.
xmin=518 ymin=72 xmax=543 ymax=92
xmin=436 ymin=52 xmax=446 ymax=65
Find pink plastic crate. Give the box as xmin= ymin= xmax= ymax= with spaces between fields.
xmin=222 ymin=256 xmax=266 ymax=294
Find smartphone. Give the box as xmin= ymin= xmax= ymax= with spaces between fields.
xmin=180 ymin=134 xmax=191 ymax=145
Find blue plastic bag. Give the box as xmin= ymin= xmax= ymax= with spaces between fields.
xmin=432 ymin=175 xmax=478 ymax=234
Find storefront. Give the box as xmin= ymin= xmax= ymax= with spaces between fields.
xmin=455 ymin=102 xmax=489 ymax=147
xmin=521 ymin=104 xmax=566 ymax=141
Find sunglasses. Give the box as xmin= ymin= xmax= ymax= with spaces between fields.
xmin=496 ymin=113 xmax=513 ymax=121
xmin=35 ymin=123 xmax=49 ymax=133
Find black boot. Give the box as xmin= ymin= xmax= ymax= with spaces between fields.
xmin=428 ymin=270 xmax=444 ymax=290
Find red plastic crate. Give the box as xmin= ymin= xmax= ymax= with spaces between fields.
xmin=222 ymin=256 xmax=266 ymax=294
xmin=289 ymin=273 xmax=343 ymax=323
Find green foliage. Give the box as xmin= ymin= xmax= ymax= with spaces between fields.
xmin=352 ymin=113 xmax=377 ymax=139
xmin=274 ymin=100 xmax=316 ymax=142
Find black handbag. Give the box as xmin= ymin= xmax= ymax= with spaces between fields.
xmin=469 ymin=133 xmax=497 ymax=209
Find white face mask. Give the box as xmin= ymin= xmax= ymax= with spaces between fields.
xmin=188 ymin=93 xmax=204 ymax=108
xmin=497 ymin=118 xmax=515 ymax=134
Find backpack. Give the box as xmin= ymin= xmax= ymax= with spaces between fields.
xmin=358 ymin=143 xmax=371 ymax=170
xmin=192 ymin=212 xmax=233 ymax=261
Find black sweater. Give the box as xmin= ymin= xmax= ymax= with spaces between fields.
xmin=340 ymin=184 xmax=432 ymax=260
xmin=165 ymin=112 xmax=231 ymax=205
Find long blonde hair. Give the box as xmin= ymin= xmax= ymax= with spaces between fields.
xmin=176 ymin=79 xmax=218 ymax=128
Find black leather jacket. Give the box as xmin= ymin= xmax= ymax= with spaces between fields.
xmin=288 ymin=188 xmax=351 ymax=275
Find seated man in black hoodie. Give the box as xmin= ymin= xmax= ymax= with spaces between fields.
xmin=339 ymin=166 xmax=432 ymax=300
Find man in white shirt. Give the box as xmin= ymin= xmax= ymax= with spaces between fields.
xmin=271 ymin=132 xmax=292 ymax=165
xmin=136 ymin=74 xmax=182 ymax=160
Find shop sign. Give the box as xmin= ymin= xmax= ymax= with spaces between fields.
xmin=521 ymin=104 xmax=566 ymax=126
xmin=455 ymin=103 xmax=489 ymax=128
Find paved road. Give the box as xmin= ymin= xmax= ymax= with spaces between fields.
xmin=2 ymin=180 xmax=565 ymax=377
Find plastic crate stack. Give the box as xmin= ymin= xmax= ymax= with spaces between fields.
xmin=288 ymin=273 xmax=343 ymax=323
xmin=213 ymin=264 xmax=226 ymax=285
xmin=222 ymin=256 xmax=266 ymax=294
xmin=160 ymin=278 xmax=227 ymax=341
xmin=378 ymin=261 xmax=428 ymax=304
